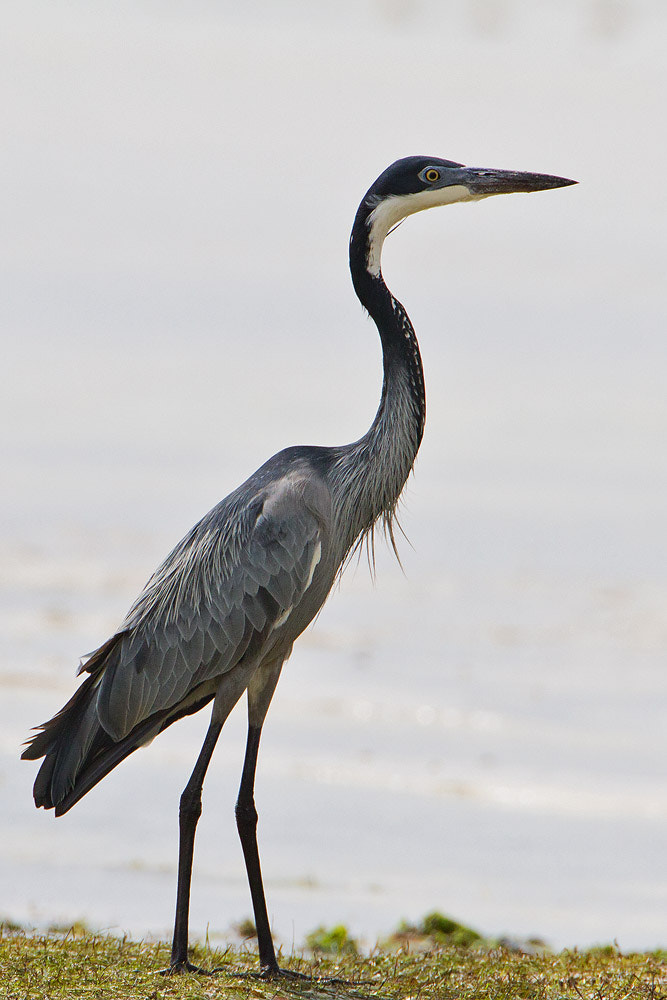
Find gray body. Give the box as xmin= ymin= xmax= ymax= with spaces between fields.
xmin=27 ymin=416 xmax=419 ymax=815
xmin=23 ymin=155 xmax=575 ymax=975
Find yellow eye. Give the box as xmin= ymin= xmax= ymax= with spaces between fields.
xmin=424 ymin=168 xmax=440 ymax=183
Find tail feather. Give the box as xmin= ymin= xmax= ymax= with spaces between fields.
xmin=22 ymin=634 xmax=122 ymax=762
xmin=52 ymin=690 xmax=216 ymax=816
xmin=22 ymin=631 xmax=216 ymax=813
xmin=22 ymin=635 xmax=125 ymax=809
xmin=53 ymin=715 xmax=162 ymax=815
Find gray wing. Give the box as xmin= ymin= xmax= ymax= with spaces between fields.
xmin=87 ymin=472 xmax=330 ymax=741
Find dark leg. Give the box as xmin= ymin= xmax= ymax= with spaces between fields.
xmin=235 ymin=723 xmax=280 ymax=975
xmin=234 ymin=728 xmax=353 ymax=985
xmin=232 ymin=661 xmax=313 ymax=980
xmin=231 ymin=668 xmax=353 ymax=985
xmin=234 ymin=724 xmax=317 ymax=982
xmin=168 ymin=718 xmax=223 ymax=973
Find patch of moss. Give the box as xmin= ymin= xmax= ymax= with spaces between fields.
xmin=304 ymin=923 xmax=359 ymax=955
xmin=45 ymin=920 xmax=92 ymax=938
xmin=232 ymin=917 xmax=257 ymax=940
xmin=389 ymin=910 xmax=486 ymax=950
xmin=420 ymin=910 xmax=483 ymax=947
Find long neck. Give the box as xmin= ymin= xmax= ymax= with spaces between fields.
xmin=331 ymin=203 xmax=426 ymax=555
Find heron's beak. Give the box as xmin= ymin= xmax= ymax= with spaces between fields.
xmin=453 ymin=167 xmax=577 ymax=196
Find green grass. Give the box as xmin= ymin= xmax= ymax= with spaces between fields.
xmin=1 ymin=924 xmax=664 ymax=1000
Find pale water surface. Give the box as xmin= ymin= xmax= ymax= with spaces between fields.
xmin=1 ymin=0 xmax=666 ymax=952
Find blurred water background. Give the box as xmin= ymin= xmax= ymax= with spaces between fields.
xmin=1 ymin=0 xmax=665 ymax=953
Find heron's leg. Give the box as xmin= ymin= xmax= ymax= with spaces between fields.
xmin=169 ymin=718 xmax=223 ymax=972
xmin=230 ymin=662 xmax=355 ymax=985
xmin=233 ymin=723 xmax=350 ymax=985
xmin=235 ymin=721 xmax=278 ymax=974
xmin=232 ymin=659 xmax=287 ymax=976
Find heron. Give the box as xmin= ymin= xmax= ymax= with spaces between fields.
xmin=22 ymin=155 xmax=575 ymax=977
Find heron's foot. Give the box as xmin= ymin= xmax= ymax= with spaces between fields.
xmin=229 ymin=964 xmax=358 ymax=985
xmin=228 ymin=964 xmax=313 ymax=981
xmin=159 ymin=960 xmax=216 ymax=976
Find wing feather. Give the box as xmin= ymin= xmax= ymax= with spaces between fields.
xmin=93 ymin=472 xmax=330 ymax=741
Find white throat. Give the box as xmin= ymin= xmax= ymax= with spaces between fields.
xmin=365 ymin=184 xmax=484 ymax=277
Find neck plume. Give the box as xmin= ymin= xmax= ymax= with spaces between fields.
xmin=331 ymin=198 xmax=426 ymax=557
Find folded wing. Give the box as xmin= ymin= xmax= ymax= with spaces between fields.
xmin=22 ymin=469 xmax=331 ymax=811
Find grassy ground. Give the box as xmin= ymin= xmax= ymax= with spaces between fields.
xmin=1 ymin=924 xmax=664 ymax=1000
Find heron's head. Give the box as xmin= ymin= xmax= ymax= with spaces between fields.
xmin=359 ymin=154 xmax=576 ymax=277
